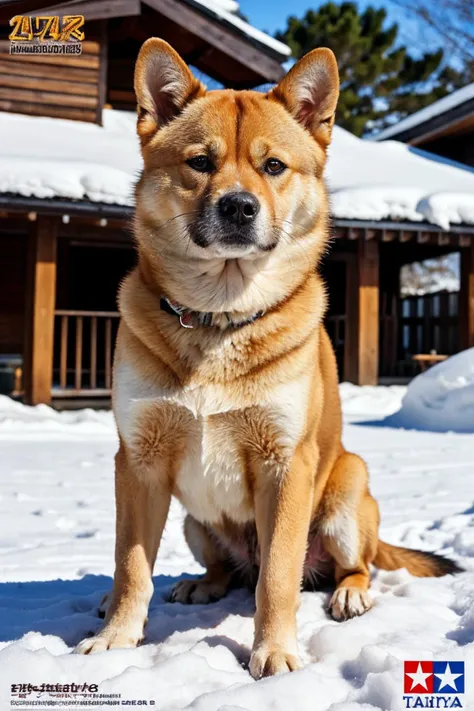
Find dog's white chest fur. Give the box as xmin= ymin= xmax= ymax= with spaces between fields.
xmin=115 ymin=359 xmax=309 ymax=524
xmin=176 ymin=418 xmax=251 ymax=523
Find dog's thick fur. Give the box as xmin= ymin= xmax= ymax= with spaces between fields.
xmin=75 ymin=39 xmax=461 ymax=677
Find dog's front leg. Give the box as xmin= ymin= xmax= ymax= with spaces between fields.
xmin=75 ymin=442 xmax=170 ymax=653
xmin=249 ymin=445 xmax=315 ymax=678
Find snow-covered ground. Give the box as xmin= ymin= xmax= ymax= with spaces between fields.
xmin=0 ymin=382 xmax=473 ymax=710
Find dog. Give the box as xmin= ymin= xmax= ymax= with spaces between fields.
xmin=75 ymin=39 xmax=461 ymax=678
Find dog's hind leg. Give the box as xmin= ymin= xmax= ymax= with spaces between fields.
xmin=319 ymin=452 xmax=379 ymax=621
xmin=170 ymin=515 xmax=233 ymax=604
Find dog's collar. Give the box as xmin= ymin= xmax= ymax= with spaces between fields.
xmin=160 ymin=296 xmax=265 ymax=330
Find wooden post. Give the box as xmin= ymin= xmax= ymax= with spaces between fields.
xmin=343 ymin=253 xmax=358 ymax=383
xmin=459 ymin=243 xmax=474 ymax=350
xmin=23 ymin=216 xmax=58 ymax=405
xmin=353 ymin=238 xmax=380 ymax=385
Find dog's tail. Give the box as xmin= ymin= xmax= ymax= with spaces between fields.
xmin=373 ymin=540 xmax=463 ymax=577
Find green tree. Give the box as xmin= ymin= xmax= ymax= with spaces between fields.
xmin=276 ymin=2 xmax=448 ymax=136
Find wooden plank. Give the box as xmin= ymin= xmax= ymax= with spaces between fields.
xmin=0 ymin=58 xmax=98 ymax=83
xmin=144 ymin=0 xmax=285 ymax=82
xmin=90 ymin=316 xmax=97 ymax=389
xmin=459 ymin=243 xmax=474 ymax=350
xmin=0 ymin=99 xmax=96 ymax=122
xmin=23 ymin=216 xmax=58 ymax=405
xmin=357 ymin=238 xmax=379 ymax=385
xmin=0 ymin=86 xmax=96 ymax=108
xmin=75 ymin=315 xmax=83 ymax=390
xmin=35 ymin=0 xmax=141 ymax=21
xmin=0 ymin=73 xmax=98 ymax=97
xmin=0 ymin=51 xmax=99 ymax=69
xmin=56 ymin=309 xmax=119 ymax=317
xmin=60 ymin=314 xmax=68 ymax=388
xmin=53 ymin=387 xmax=112 ymax=397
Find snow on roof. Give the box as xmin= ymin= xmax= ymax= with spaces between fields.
xmin=1 ymin=108 xmax=474 ymax=230
xmin=189 ymin=0 xmax=291 ymax=58
xmin=372 ymin=83 xmax=474 ymax=142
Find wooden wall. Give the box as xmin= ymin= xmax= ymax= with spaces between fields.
xmin=0 ymin=21 xmax=106 ymax=123
xmin=0 ymin=231 xmax=28 ymax=354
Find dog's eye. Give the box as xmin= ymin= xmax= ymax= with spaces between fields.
xmin=264 ymin=158 xmax=286 ymax=175
xmin=187 ymin=155 xmax=214 ymax=173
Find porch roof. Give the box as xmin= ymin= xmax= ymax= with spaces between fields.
xmin=1 ymin=108 xmax=474 ymax=230
xmin=371 ymin=83 xmax=474 ymax=144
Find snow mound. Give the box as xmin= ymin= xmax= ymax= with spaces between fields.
xmin=0 ymin=395 xmax=116 ymax=440
xmin=389 ymin=349 xmax=474 ymax=433
xmin=339 ymin=383 xmax=406 ymax=421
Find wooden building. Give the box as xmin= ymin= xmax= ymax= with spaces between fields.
xmin=373 ymin=84 xmax=474 ymax=168
xmin=0 ymin=1 xmax=474 ymax=406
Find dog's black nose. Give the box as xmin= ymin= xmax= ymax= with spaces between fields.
xmin=218 ymin=192 xmax=260 ymax=226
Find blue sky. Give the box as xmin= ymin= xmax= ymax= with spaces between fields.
xmin=238 ymin=0 xmax=441 ymax=55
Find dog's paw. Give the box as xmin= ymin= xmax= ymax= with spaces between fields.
xmin=170 ymin=578 xmax=228 ymax=604
xmin=249 ymin=645 xmax=301 ymax=679
xmin=329 ymin=587 xmax=372 ymax=621
xmin=74 ymin=626 xmax=143 ymax=654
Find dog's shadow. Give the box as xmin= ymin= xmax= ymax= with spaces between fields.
xmin=0 ymin=573 xmax=255 ymax=657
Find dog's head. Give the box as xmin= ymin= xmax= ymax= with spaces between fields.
xmin=134 ymin=39 xmax=339 ymax=313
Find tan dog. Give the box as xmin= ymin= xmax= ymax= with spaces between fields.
xmin=75 ymin=39 xmax=460 ymax=677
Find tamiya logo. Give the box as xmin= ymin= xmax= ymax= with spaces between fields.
xmin=403 ymin=661 xmax=465 ymax=708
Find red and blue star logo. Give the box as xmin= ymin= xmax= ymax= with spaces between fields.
xmin=404 ymin=661 xmax=465 ymax=694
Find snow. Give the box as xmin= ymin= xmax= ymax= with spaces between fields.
xmin=326 ymin=129 xmax=474 ymax=230
xmin=1 ymin=383 xmax=474 ymax=710
xmin=2 ymin=108 xmax=474 ymax=229
xmin=382 ymin=349 xmax=474 ymax=433
xmin=372 ymin=83 xmax=474 ymax=141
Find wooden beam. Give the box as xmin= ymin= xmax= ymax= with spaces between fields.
xmin=144 ymin=0 xmax=285 ymax=82
xmin=459 ymin=243 xmax=474 ymax=350
xmin=0 ymin=73 xmax=98 ymax=97
xmin=23 ymin=216 xmax=58 ymax=405
xmin=356 ymin=239 xmax=380 ymax=385
xmin=0 ymin=58 xmax=97 ymax=83
xmin=0 ymin=86 xmax=96 ymax=108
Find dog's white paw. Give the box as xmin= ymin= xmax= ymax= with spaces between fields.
xmin=249 ymin=644 xmax=301 ymax=679
xmin=170 ymin=578 xmax=228 ymax=604
xmin=329 ymin=587 xmax=372 ymax=621
xmin=74 ymin=624 xmax=143 ymax=654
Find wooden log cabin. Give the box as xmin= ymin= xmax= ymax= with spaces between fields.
xmin=0 ymin=0 xmax=474 ymax=406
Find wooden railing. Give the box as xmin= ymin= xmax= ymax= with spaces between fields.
xmin=53 ymin=310 xmax=120 ymax=398
xmin=400 ymin=291 xmax=458 ymax=362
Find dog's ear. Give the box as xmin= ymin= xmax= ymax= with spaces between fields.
xmin=134 ymin=38 xmax=206 ymax=144
xmin=269 ymin=48 xmax=339 ymax=147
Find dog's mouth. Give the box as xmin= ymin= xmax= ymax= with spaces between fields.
xmin=189 ymin=219 xmax=278 ymax=256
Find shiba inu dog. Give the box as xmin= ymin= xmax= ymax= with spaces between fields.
xmin=75 ymin=39 xmax=460 ymax=678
